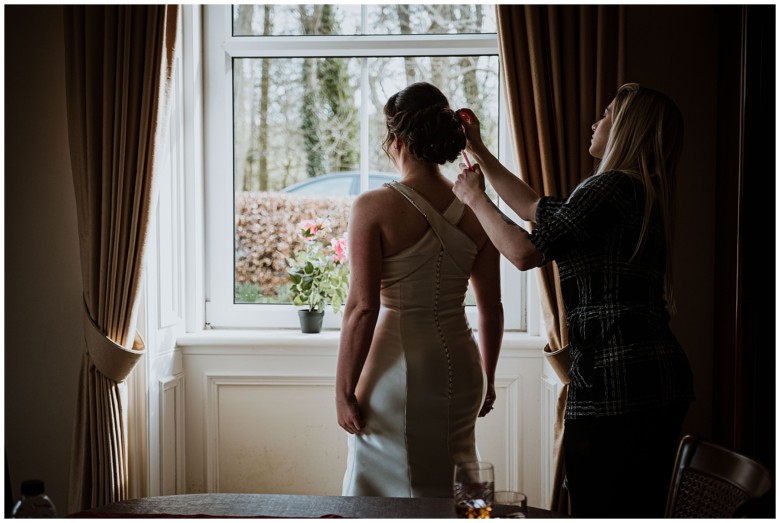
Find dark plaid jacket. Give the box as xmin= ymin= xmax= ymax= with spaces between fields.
xmin=530 ymin=170 xmax=694 ymax=418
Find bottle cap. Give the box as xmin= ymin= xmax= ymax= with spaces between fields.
xmin=20 ymin=479 xmax=44 ymax=496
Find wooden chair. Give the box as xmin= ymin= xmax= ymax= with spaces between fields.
xmin=665 ymin=434 xmax=773 ymax=518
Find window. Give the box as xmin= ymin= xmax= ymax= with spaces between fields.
xmin=204 ymin=4 xmax=526 ymax=330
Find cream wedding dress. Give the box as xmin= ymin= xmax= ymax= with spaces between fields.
xmin=342 ymin=181 xmax=487 ymax=498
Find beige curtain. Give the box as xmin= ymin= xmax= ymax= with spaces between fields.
xmin=496 ymin=5 xmax=624 ymax=513
xmin=63 ymin=5 xmax=178 ymax=512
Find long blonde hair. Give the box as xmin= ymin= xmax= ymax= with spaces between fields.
xmin=597 ymin=83 xmax=684 ymax=312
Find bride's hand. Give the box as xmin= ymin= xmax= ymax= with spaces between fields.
xmin=478 ymin=382 xmax=496 ymax=417
xmin=337 ymin=396 xmax=365 ymax=434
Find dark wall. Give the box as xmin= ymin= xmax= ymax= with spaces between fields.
xmin=4 ymin=4 xmax=83 ymax=514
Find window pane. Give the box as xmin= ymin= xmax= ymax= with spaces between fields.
xmin=365 ymin=5 xmax=496 ymax=35
xmin=232 ymin=4 xmax=496 ymax=36
xmin=233 ymin=56 xmax=360 ymax=304
xmin=234 ymin=53 xmax=499 ymax=305
xmin=233 ymin=56 xmax=361 ymax=192
xmin=233 ymin=5 xmax=363 ymax=36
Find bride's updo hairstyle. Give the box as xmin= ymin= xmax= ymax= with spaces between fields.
xmin=382 ymin=82 xmax=467 ymax=165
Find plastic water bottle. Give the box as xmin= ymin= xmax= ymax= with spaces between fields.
xmin=11 ymin=480 xmax=57 ymax=518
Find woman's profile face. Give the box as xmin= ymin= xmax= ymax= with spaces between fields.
xmin=589 ymin=100 xmax=614 ymax=159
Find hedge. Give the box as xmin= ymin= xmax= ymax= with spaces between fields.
xmin=235 ymin=192 xmax=352 ymax=298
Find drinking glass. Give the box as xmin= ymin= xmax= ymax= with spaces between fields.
xmin=494 ymin=490 xmax=528 ymax=518
xmin=453 ymin=461 xmax=494 ymax=519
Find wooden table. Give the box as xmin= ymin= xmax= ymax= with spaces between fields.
xmin=73 ymin=493 xmax=566 ymax=518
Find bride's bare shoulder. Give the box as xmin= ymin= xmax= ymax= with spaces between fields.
xmin=352 ymin=184 xmax=405 ymax=214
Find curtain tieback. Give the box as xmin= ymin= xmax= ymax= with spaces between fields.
xmin=543 ymin=343 xmax=572 ymax=385
xmin=82 ymin=302 xmax=145 ymax=382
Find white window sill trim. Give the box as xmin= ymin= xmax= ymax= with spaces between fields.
xmin=177 ymin=329 xmax=547 ymax=357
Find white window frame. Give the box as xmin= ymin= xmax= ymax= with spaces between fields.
xmin=202 ymin=4 xmax=532 ymax=331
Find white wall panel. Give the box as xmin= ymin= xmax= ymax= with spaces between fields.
xmin=160 ymin=375 xmax=186 ymax=495
xmin=180 ymin=332 xmax=547 ymax=506
xmin=540 ymin=374 xmax=560 ymax=508
xmin=206 ymin=377 xmax=347 ymax=494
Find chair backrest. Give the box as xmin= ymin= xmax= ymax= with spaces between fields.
xmin=665 ymin=434 xmax=773 ymax=518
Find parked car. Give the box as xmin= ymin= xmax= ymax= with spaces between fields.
xmin=281 ymin=171 xmax=399 ymax=197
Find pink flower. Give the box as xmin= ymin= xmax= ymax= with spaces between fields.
xmin=299 ymin=219 xmax=319 ymax=239
xmin=331 ymin=237 xmax=348 ymax=264
xmin=299 ymin=218 xmax=333 ymax=240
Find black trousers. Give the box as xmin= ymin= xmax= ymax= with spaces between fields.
xmin=563 ymin=403 xmax=689 ymax=518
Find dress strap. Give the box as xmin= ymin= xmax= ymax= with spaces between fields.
xmin=385 ymin=181 xmax=475 ymax=254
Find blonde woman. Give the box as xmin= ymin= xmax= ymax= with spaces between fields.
xmin=453 ymin=83 xmax=694 ymax=517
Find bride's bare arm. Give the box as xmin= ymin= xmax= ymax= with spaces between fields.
xmin=335 ymin=193 xmax=382 ymax=434
xmin=468 ymin=236 xmax=503 ymax=417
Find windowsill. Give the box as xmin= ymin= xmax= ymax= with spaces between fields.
xmin=177 ymin=329 xmax=547 ymax=356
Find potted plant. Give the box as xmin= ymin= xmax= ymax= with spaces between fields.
xmin=287 ymin=218 xmax=350 ymax=333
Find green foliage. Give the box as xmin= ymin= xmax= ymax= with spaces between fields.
xmin=287 ymin=218 xmax=350 ymax=314
xmin=235 ymin=282 xmax=261 ymax=303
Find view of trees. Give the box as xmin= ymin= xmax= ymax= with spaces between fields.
xmin=233 ymin=4 xmax=498 ymax=191
xmin=231 ymin=4 xmax=499 ymax=303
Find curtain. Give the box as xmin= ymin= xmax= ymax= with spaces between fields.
xmin=496 ymin=5 xmax=624 ymax=513
xmin=63 ymin=5 xmax=178 ymax=512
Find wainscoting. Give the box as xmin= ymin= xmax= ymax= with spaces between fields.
xmin=159 ymin=374 xmax=186 ymax=495
xmin=176 ymin=330 xmax=554 ymax=507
